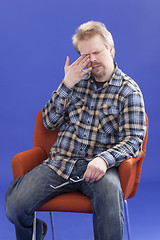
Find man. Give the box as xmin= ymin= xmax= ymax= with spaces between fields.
xmin=5 ymin=21 xmax=146 ymax=240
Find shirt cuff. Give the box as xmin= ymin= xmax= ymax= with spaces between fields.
xmin=97 ymin=151 xmax=116 ymax=168
xmin=57 ymin=82 xmax=73 ymax=98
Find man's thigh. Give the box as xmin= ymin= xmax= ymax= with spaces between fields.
xmin=81 ymin=167 xmax=123 ymax=202
xmin=5 ymin=164 xmax=67 ymax=214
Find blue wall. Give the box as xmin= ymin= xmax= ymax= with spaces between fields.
xmin=1 ymin=0 xmax=160 ymax=189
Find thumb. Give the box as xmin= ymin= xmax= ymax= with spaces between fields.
xmin=64 ymin=56 xmax=70 ymax=71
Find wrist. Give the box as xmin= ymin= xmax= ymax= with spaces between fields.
xmin=63 ymin=78 xmax=74 ymax=89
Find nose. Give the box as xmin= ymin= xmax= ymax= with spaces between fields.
xmin=89 ymin=54 xmax=97 ymax=63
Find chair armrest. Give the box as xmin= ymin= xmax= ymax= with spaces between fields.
xmin=118 ymin=150 xmax=145 ymax=200
xmin=12 ymin=147 xmax=47 ymax=179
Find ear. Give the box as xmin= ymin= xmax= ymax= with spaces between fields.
xmin=110 ymin=46 xmax=114 ymax=58
xmin=110 ymin=46 xmax=113 ymax=54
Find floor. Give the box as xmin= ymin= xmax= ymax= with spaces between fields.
xmin=1 ymin=181 xmax=160 ymax=240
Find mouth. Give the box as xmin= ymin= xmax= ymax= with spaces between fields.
xmin=92 ymin=65 xmax=102 ymax=70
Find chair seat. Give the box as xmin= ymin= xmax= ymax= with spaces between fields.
xmin=38 ymin=192 xmax=92 ymax=213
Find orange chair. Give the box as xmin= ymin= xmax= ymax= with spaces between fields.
xmin=12 ymin=110 xmax=148 ymax=240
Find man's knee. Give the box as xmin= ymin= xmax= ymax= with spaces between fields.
xmin=5 ymin=195 xmax=19 ymax=224
xmin=5 ymin=181 xmax=26 ymax=225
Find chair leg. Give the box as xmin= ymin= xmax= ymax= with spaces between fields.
xmin=32 ymin=212 xmax=36 ymax=240
xmin=124 ymin=200 xmax=131 ymax=240
xmin=50 ymin=212 xmax=56 ymax=240
xmin=32 ymin=211 xmax=55 ymax=240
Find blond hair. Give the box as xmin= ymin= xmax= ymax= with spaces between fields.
xmin=72 ymin=21 xmax=115 ymax=58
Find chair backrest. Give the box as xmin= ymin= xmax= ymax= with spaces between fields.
xmin=118 ymin=113 xmax=148 ymax=200
xmin=130 ymin=113 xmax=148 ymax=198
xmin=34 ymin=109 xmax=59 ymax=156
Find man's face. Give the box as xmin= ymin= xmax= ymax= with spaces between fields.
xmin=78 ymin=34 xmax=114 ymax=82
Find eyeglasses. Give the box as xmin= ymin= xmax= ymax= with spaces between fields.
xmin=50 ymin=176 xmax=84 ymax=190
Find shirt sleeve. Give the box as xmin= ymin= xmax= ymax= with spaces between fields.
xmin=97 ymin=91 xmax=147 ymax=168
xmin=42 ymin=81 xmax=73 ymax=130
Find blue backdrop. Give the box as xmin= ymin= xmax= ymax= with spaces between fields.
xmin=0 ymin=0 xmax=160 ymax=239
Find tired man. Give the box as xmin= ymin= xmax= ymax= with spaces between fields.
xmin=5 ymin=21 xmax=146 ymax=240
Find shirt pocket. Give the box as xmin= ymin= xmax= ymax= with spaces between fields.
xmin=98 ymin=104 xmax=119 ymax=134
xmin=68 ymin=97 xmax=85 ymax=124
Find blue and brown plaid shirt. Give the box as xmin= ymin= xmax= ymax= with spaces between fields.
xmin=43 ymin=64 xmax=146 ymax=180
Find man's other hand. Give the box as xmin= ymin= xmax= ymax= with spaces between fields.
xmin=83 ymin=157 xmax=108 ymax=183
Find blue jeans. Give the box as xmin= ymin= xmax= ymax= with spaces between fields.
xmin=5 ymin=160 xmax=124 ymax=240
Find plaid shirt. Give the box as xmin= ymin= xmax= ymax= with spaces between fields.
xmin=43 ymin=64 xmax=146 ymax=180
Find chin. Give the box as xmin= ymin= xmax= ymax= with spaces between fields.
xmin=92 ymin=71 xmax=106 ymax=79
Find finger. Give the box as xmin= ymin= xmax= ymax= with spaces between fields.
xmin=81 ymin=67 xmax=92 ymax=76
xmin=75 ymin=66 xmax=92 ymax=82
xmin=84 ymin=169 xmax=98 ymax=183
xmin=75 ymin=55 xmax=89 ymax=66
xmin=95 ymin=172 xmax=105 ymax=182
xmin=64 ymin=56 xmax=70 ymax=70
xmin=83 ymin=168 xmax=92 ymax=182
xmin=89 ymin=172 xmax=104 ymax=183
xmin=83 ymin=172 xmax=89 ymax=182
xmin=88 ymin=171 xmax=100 ymax=183
xmin=80 ymin=57 xmax=91 ymax=69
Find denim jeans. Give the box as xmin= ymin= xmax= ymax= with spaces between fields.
xmin=5 ymin=160 xmax=124 ymax=240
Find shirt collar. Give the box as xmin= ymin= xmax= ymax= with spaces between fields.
xmin=108 ymin=63 xmax=124 ymax=87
